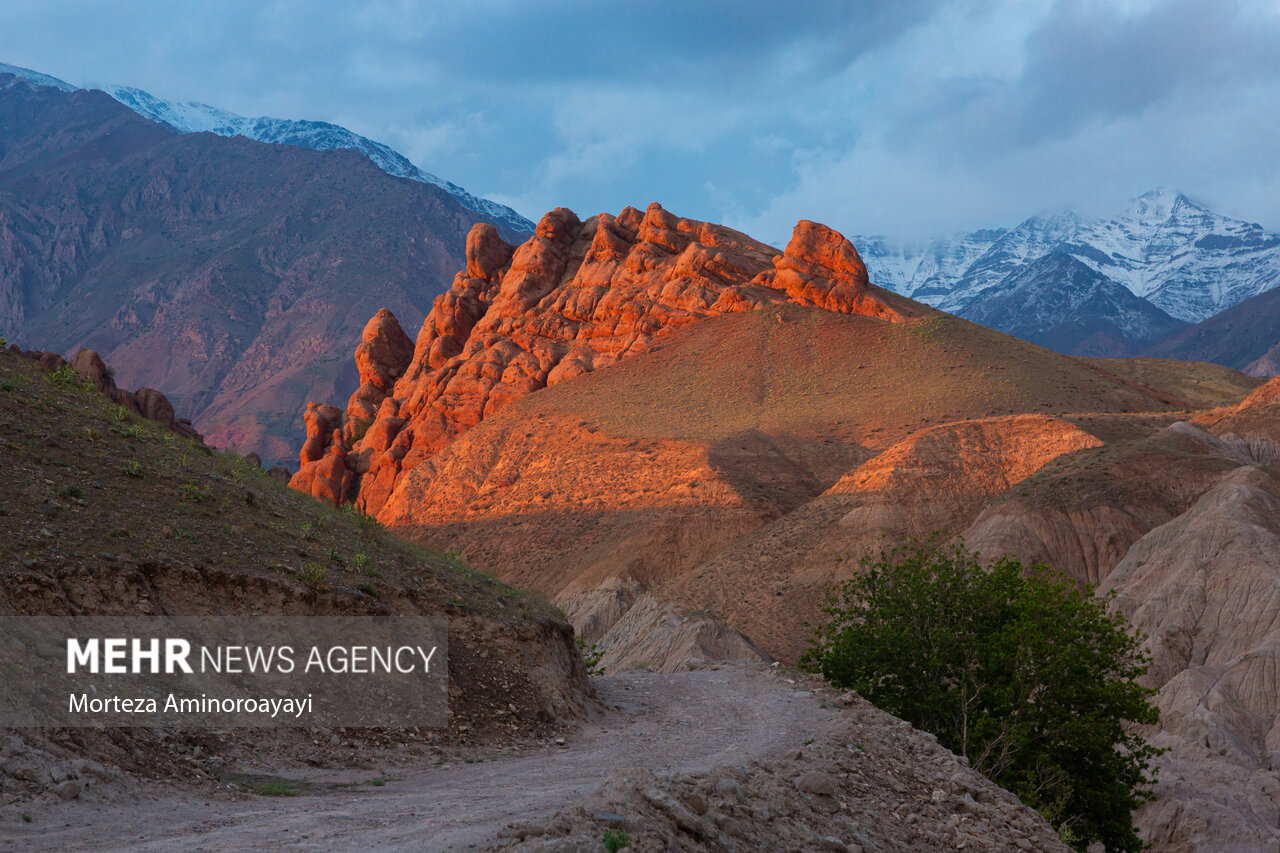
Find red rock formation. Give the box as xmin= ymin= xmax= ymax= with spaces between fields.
xmin=290 ymin=204 xmax=912 ymax=513
xmin=346 ymin=309 xmax=414 ymax=431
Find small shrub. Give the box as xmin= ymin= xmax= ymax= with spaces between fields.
xmin=357 ymin=581 xmax=379 ymax=597
xmin=603 ymin=829 xmax=632 ymax=852
xmin=354 ymin=553 xmax=381 ymax=577
xmin=111 ymin=407 xmax=130 ymax=423
xmin=576 ymin=638 xmax=606 ymax=676
xmin=120 ymin=423 xmax=148 ymax=440
xmin=294 ymin=562 xmax=329 ymax=588
xmin=179 ymin=482 xmax=213 ymax=502
xmin=0 ymin=378 xmax=17 ymax=393
xmin=299 ymin=521 xmax=314 ymax=540
xmin=82 ymin=427 xmax=100 ymax=442
xmin=120 ymin=459 xmax=144 ymax=478
xmin=47 ymin=363 xmax=92 ymax=390
xmin=326 ymin=545 xmax=343 ymax=565
xmin=57 ymin=484 xmax=83 ymax=499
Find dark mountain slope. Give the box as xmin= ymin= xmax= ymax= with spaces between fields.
xmin=1145 ymin=284 xmax=1280 ymax=378
xmin=958 ymin=250 xmax=1188 ymax=356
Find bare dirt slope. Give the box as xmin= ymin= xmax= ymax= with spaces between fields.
xmin=3 ymin=665 xmax=1066 ymax=853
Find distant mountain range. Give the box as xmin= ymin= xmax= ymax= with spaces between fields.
xmin=856 ymin=190 xmax=1280 ymax=365
xmin=0 ymin=68 xmax=526 ymax=465
xmin=0 ymin=62 xmax=534 ymax=235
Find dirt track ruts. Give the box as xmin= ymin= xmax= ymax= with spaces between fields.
xmin=6 ymin=665 xmax=839 ymax=852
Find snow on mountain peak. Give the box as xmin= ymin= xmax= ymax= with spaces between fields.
xmin=859 ymin=190 xmax=1280 ymax=324
xmin=0 ymin=62 xmax=75 ymax=92
xmin=93 ymin=84 xmax=535 ymax=235
xmin=1 ymin=61 xmax=534 ymax=236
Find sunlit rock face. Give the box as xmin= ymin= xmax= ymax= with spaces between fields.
xmin=289 ymin=203 xmax=909 ymax=513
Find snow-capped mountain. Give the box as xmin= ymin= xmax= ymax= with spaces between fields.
xmin=0 ymin=62 xmax=74 ymax=92
xmin=853 ymin=230 xmax=1005 ymax=304
xmin=0 ymin=62 xmax=533 ymax=236
xmin=97 ymin=85 xmax=534 ymax=236
xmin=857 ymin=189 xmax=1280 ymax=324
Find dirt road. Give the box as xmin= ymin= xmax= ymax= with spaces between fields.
xmin=5 ymin=665 xmax=839 ymax=852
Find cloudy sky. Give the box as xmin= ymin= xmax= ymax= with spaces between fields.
xmin=2 ymin=0 xmax=1278 ymax=242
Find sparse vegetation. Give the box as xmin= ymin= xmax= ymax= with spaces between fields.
xmin=252 ymin=780 xmax=299 ymax=797
xmin=47 ymin=363 xmax=92 ymax=391
xmin=294 ymin=562 xmax=329 ymax=588
xmin=119 ymin=459 xmax=144 ymax=478
xmin=179 ymin=482 xmax=213 ymax=502
xmin=603 ymin=828 xmax=632 ymax=851
xmin=57 ymin=484 xmax=83 ymax=499
xmin=803 ymin=542 xmax=1161 ymax=853
xmin=576 ymin=638 xmax=606 ymax=676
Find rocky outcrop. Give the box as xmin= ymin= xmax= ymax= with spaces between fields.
xmin=290 ymin=204 xmax=911 ymax=513
xmin=347 ymin=308 xmax=414 ymax=429
xmin=15 ymin=345 xmax=202 ymax=441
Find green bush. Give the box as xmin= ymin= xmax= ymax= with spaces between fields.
xmin=47 ymin=364 xmax=92 ymax=391
xmin=576 ymin=638 xmax=606 ymax=676
xmin=294 ymin=562 xmax=329 ymax=588
xmin=802 ymin=542 xmax=1160 ymax=853
xmin=119 ymin=459 xmax=145 ymax=478
xmin=603 ymin=829 xmax=631 ymax=852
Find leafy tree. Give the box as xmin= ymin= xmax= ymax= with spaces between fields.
xmin=802 ymin=542 xmax=1161 ymax=852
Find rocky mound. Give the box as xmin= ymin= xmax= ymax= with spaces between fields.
xmin=482 ymin=688 xmax=1069 ymax=853
xmin=12 ymin=344 xmax=201 ymax=441
xmin=290 ymin=205 xmax=914 ymax=513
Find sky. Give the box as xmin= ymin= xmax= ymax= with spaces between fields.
xmin=1 ymin=0 xmax=1278 ymax=243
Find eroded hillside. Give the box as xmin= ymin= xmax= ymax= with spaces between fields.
xmin=287 ymin=204 xmax=1277 ymax=850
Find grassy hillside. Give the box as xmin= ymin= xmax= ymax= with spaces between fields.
xmin=0 ymin=348 xmax=593 ymax=771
